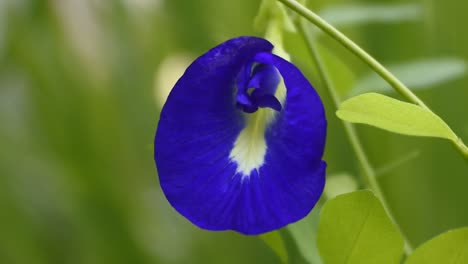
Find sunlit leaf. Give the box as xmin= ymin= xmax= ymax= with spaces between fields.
xmin=260 ymin=231 xmax=288 ymax=264
xmin=405 ymin=227 xmax=468 ymax=264
xmin=287 ymin=209 xmax=323 ymax=264
xmin=319 ymin=4 xmax=422 ymax=27
xmin=317 ymin=190 xmax=404 ymax=264
xmin=350 ymin=58 xmax=466 ymax=96
xmin=336 ymin=93 xmax=457 ymax=141
xmin=323 ymin=173 xmax=358 ymax=199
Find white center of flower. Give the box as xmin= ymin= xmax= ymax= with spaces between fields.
xmin=229 ymin=81 xmax=286 ymax=177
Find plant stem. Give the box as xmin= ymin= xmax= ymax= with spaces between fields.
xmin=277 ymin=0 xmax=427 ymax=109
xmin=375 ymin=150 xmax=420 ymax=176
xmin=295 ymin=19 xmax=414 ymax=255
xmin=277 ymin=0 xmax=468 ymax=162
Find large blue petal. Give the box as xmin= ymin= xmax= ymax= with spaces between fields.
xmin=253 ymin=52 xmax=327 ymax=232
xmin=155 ymin=37 xmax=326 ymax=235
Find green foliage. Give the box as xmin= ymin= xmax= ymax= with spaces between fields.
xmin=315 ymin=43 xmax=356 ymax=96
xmin=336 ymin=93 xmax=457 ymax=141
xmin=405 ymin=227 xmax=468 ymax=264
xmin=375 ymin=150 xmax=420 ymax=176
xmin=254 ymin=0 xmax=295 ymax=33
xmin=2 ymin=0 xmax=468 ymax=263
xmin=323 ymin=173 xmax=358 ymax=199
xmin=319 ymin=4 xmax=422 ymax=27
xmin=261 ymin=209 xmax=323 ymax=264
xmin=260 ymin=231 xmax=289 ymax=263
xmin=287 ymin=209 xmax=323 ymax=264
xmin=350 ymin=58 xmax=466 ymax=96
xmin=317 ymin=190 xmax=404 ymax=264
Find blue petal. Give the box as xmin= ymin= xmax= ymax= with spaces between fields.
xmin=155 ymin=37 xmax=326 ymax=235
xmin=247 ymin=64 xmax=281 ymax=95
xmin=251 ymin=92 xmax=282 ymax=111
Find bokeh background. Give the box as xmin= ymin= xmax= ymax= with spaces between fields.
xmin=0 ymin=0 xmax=467 ymax=263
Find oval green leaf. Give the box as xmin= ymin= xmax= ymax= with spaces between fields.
xmin=317 ymin=190 xmax=404 ymax=264
xmin=405 ymin=227 xmax=468 ymax=264
xmin=336 ymin=93 xmax=457 ymax=141
xmin=350 ymin=58 xmax=466 ymax=96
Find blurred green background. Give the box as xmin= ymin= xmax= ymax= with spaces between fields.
xmin=0 ymin=0 xmax=467 ymax=263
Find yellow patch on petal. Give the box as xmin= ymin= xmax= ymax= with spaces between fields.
xmin=229 ymin=80 xmax=286 ymax=177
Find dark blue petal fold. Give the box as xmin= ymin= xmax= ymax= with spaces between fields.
xmin=253 ymin=52 xmax=327 ymax=163
xmin=155 ymin=36 xmax=327 ymax=235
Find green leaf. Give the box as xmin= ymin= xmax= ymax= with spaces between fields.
xmin=336 ymin=93 xmax=457 ymax=141
xmin=260 ymin=231 xmax=288 ymax=264
xmin=317 ymin=190 xmax=404 ymax=264
xmin=350 ymin=58 xmax=466 ymax=96
xmin=405 ymin=227 xmax=468 ymax=264
xmin=323 ymin=173 xmax=358 ymax=199
xmin=287 ymin=209 xmax=323 ymax=264
xmin=319 ymin=4 xmax=422 ymax=27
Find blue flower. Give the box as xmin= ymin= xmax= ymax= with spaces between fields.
xmin=155 ymin=36 xmax=327 ymax=235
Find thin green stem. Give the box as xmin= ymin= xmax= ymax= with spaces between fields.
xmin=375 ymin=150 xmax=420 ymax=176
xmin=278 ymin=0 xmax=427 ymax=109
xmin=295 ymin=19 xmax=414 ymax=255
xmin=277 ymin=0 xmax=468 ymax=162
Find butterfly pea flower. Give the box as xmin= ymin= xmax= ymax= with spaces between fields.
xmin=154 ymin=36 xmax=327 ymax=235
